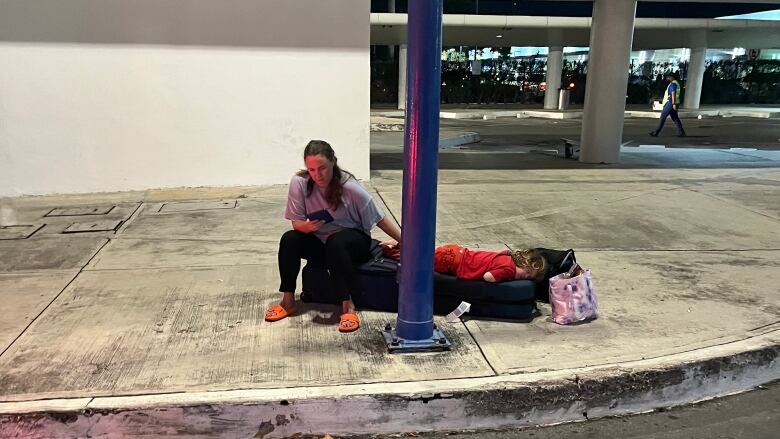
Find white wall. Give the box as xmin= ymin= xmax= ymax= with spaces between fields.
xmin=0 ymin=0 xmax=369 ymax=196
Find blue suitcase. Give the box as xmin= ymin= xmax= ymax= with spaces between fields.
xmin=301 ymin=240 xmax=399 ymax=312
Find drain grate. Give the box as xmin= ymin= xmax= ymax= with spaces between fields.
xmin=0 ymin=224 xmax=45 ymax=240
xmin=45 ymin=206 xmax=116 ymax=217
xmin=158 ymin=200 xmax=238 ymax=213
xmin=63 ymin=220 xmax=122 ymax=234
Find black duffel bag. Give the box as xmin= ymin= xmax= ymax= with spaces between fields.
xmin=301 ymin=240 xmax=400 ymax=312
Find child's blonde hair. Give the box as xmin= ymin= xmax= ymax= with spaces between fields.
xmin=510 ymin=249 xmax=548 ymax=280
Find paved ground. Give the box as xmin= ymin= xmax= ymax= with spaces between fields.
xmin=0 ymin=121 xmax=779 ymax=436
xmin=371 ymin=114 xmax=780 ymax=172
xmin=360 ymin=380 xmax=780 ymax=439
xmin=446 ymin=116 xmax=780 ymax=150
xmin=372 ymin=113 xmax=780 ymax=149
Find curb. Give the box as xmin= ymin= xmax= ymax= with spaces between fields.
xmin=439 ymin=132 xmax=481 ymax=149
xmin=1 ymin=331 xmax=777 ymax=438
xmin=370 ymin=110 xmax=405 ymax=118
xmin=439 ymin=111 xmax=486 ymax=119
xmin=521 ymin=110 xmax=583 ymax=120
xmin=439 ymin=111 xmax=524 ymax=120
xmin=721 ymin=110 xmax=778 ymax=119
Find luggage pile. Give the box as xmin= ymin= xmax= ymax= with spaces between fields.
xmin=302 ymin=240 xmax=596 ymax=323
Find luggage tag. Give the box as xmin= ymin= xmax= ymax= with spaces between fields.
xmin=445 ymin=301 xmax=471 ymax=322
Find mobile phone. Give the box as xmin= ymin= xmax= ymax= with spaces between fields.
xmin=307 ymin=209 xmax=334 ymax=223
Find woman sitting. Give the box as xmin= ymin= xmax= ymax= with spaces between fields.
xmin=265 ymin=140 xmax=402 ymax=333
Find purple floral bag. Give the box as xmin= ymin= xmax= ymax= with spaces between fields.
xmin=548 ymin=269 xmax=598 ymax=325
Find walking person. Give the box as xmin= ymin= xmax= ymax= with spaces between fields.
xmin=265 ymin=140 xmax=402 ymax=333
xmin=650 ymin=71 xmax=686 ymax=137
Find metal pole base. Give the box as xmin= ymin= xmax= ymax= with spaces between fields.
xmin=381 ymin=323 xmax=452 ymax=353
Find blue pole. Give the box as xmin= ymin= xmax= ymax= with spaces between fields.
xmin=397 ymin=0 xmax=443 ymax=341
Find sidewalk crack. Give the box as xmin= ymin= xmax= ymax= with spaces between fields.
xmin=0 ymin=238 xmax=111 ymax=359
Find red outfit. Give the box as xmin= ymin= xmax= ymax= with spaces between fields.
xmin=434 ymin=245 xmax=516 ymax=282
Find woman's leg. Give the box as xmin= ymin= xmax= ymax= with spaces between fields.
xmin=277 ymin=230 xmax=324 ymax=309
xmin=324 ymin=229 xmax=372 ymax=315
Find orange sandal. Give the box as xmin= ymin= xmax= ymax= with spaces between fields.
xmin=338 ymin=313 xmax=360 ymax=333
xmin=264 ymin=304 xmax=297 ymax=322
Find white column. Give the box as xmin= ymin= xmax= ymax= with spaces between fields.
xmin=387 ymin=0 xmax=396 ymax=59
xmin=544 ymin=46 xmax=564 ymax=110
xmin=579 ymin=0 xmax=637 ymax=164
xmin=398 ymin=43 xmax=408 ymax=110
xmin=683 ymin=47 xmax=706 ymax=110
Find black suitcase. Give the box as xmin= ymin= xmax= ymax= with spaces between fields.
xmin=301 ymin=240 xmax=400 ymax=312
xmin=533 ymin=248 xmax=577 ymax=302
xmin=433 ymin=273 xmax=538 ymax=321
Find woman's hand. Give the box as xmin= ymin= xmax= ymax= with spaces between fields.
xmin=293 ymin=219 xmax=325 ymax=234
xmin=379 ymin=239 xmax=399 ymax=250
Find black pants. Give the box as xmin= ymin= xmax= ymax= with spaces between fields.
xmin=278 ymin=229 xmax=371 ymax=302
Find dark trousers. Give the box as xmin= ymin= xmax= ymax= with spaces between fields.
xmin=654 ymin=101 xmax=685 ymax=135
xmin=278 ymin=229 xmax=371 ymax=302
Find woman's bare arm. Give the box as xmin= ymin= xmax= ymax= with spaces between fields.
xmin=377 ymin=216 xmax=402 ymax=244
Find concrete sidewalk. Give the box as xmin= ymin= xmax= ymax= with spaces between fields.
xmin=1 ymin=149 xmax=779 ymax=437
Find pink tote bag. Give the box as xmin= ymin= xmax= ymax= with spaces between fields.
xmin=548 ymin=269 xmax=598 ymax=325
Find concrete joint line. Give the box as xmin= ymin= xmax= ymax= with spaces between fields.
xmin=0 ymin=239 xmax=110 ymax=359
xmin=371 ymin=187 xmax=401 ymax=227
xmin=1 ymin=332 xmax=777 ymax=437
xmin=83 ymin=262 xmax=272 ymax=272
xmin=683 ymin=187 xmax=780 ymax=222
xmin=113 ymin=202 xmax=144 ymax=235
xmin=442 ymin=187 xmax=677 ymax=233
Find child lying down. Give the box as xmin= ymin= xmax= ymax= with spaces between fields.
xmin=434 ymin=245 xmax=548 ymax=282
